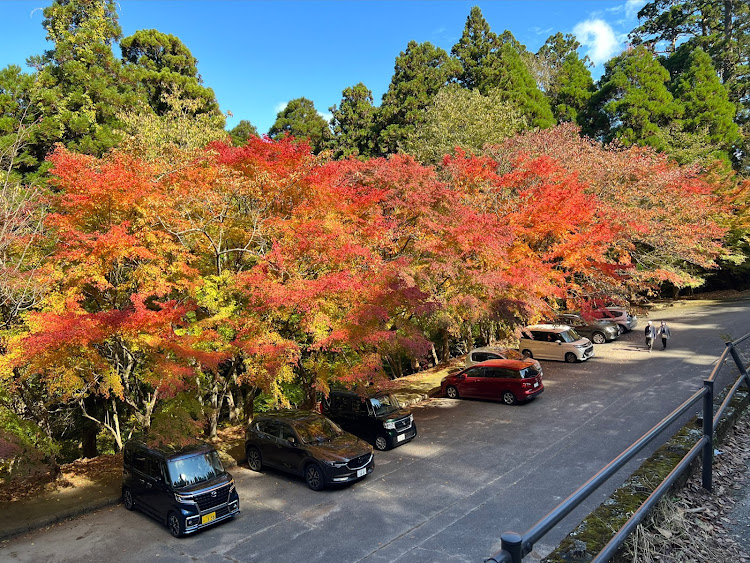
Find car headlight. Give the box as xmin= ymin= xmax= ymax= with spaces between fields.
xmin=324 ymin=460 xmax=347 ymax=468
xmin=229 ymin=479 xmax=235 ymax=494
xmin=175 ymin=492 xmax=194 ymax=503
xmin=383 ymin=421 xmax=396 ymax=430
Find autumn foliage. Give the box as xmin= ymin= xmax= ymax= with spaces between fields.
xmin=0 ymin=128 xmax=737 ymax=450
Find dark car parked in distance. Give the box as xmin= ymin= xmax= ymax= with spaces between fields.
xmin=245 ymin=410 xmax=374 ymax=490
xmin=321 ymin=389 xmax=417 ymax=451
xmin=555 ymin=313 xmax=620 ymax=344
xmin=122 ymin=441 xmax=239 ymax=537
xmin=441 ymin=358 xmax=544 ymax=405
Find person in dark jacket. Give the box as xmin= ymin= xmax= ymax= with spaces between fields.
xmin=658 ymin=320 xmax=671 ymax=350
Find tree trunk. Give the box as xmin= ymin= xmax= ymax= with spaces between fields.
xmin=80 ymin=420 xmax=98 ymax=458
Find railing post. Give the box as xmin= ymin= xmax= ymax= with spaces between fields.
xmin=501 ymin=532 xmax=523 ymax=563
xmin=702 ymin=379 xmax=714 ymax=491
xmin=726 ymin=342 xmax=750 ymax=389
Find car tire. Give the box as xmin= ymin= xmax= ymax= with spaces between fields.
xmin=246 ymin=446 xmax=263 ymax=471
xmin=168 ymin=512 xmax=184 ymax=538
xmin=592 ymin=332 xmax=606 ymax=344
xmin=565 ymin=352 xmax=577 ymax=363
xmin=445 ymin=385 xmax=459 ymax=399
xmin=521 ymin=349 xmax=533 ymax=358
xmin=122 ymin=487 xmax=135 ymax=511
xmin=617 ymin=325 xmax=625 ymax=335
xmin=502 ymin=391 xmax=517 ymax=405
xmin=305 ymin=463 xmax=325 ymax=491
xmin=374 ymin=435 xmax=389 ymax=451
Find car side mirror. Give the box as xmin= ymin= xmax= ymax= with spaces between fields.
xmin=287 ymin=436 xmax=297 ymax=446
xmin=557 ymin=341 xmax=562 ymax=345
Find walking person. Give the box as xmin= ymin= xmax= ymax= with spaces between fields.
xmin=645 ymin=321 xmax=656 ymax=353
xmin=658 ymin=320 xmax=671 ymax=350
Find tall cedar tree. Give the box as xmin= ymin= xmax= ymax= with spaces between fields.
xmin=328 ymin=83 xmax=376 ymax=159
xmin=27 ymin=0 xmax=140 ymax=157
xmin=120 ymin=29 xmax=223 ymax=120
xmin=587 ymin=46 xmax=682 ymax=149
xmin=452 ymin=7 xmax=554 ymax=128
xmin=375 ymin=41 xmax=460 ymax=156
xmin=671 ymin=47 xmax=741 ymax=162
xmin=535 ymin=34 xmax=595 ymax=124
xmin=268 ymin=97 xmax=331 ymax=154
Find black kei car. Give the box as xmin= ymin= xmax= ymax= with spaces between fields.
xmin=122 ymin=441 xmax=240 ymax=537
xmin=321 ymin=389 xmax=417 ymax=451
xmin=245 ymin=410 xmax=374 ymax=490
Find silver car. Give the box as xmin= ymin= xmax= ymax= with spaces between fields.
xmin=466 ymin=346 xmax=542 ymax=371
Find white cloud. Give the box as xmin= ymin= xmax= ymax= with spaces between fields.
xmin=274 ymin=101 xmax=288 ymax=114
xmin=319 ymin=111 xmax=333 ymax=123
xmin=573 ymin=19 xmax=622 ymax=66
xmin=625 ymin=0 xmax=647 ymax=19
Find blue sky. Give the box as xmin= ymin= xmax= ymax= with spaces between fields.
xmin=1 ymin=0 xmax=647 ymax=134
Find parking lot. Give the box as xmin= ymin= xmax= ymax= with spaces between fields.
xmin=2 ymin=299 xmax=748 ymax=563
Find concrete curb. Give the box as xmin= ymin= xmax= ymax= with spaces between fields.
xmin=0 ymin=494 xmax=122 ymax=542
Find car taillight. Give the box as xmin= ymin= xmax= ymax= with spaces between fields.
xmin=522 ymin=381 xmax=533 ymax=389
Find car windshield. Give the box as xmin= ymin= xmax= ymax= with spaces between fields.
xmin=368 ymin=394 xmax=400 ymax=416
xmin=294 ymin=416 xmax=344 ymax=444
xmin=522 ymin=367 xmax=540 ymax=378
xmin=167 ymin=450 xmax=224 ymax=489
xmin=560 ymin=329 xmax=582 ymax=342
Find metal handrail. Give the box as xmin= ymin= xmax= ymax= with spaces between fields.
xmin=485 ymin=335 xmax=750 ymax=563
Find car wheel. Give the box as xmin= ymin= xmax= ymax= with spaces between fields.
xmin=521 ymin=349 xmax=533 ymax=358
xmin=565 ymin=352 xmax=577 ymax=363
xmin=374 ymin=435 xmax=389 ymax=451
xmin=122 ymin=488 xmax=135 ymax=511
xmin=168 ymin=512 xmax=184 ymax=538
xmin=305 ymin=463 xmax=325 ymax=491
xmin=246 ymin=446 xmax=263 ymax=471
xmin=617 ymin=325 xmax=625 ymax=335
xmin=502 ymin=391 xmax=517 ymax=405
xmin=445 ymin=385 xmax=459 ymax=399
xmin=592 ymin=332 xmax=606 ymax=344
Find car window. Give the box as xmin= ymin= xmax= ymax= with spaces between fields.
xmin=167 ymin=450 xmax=225 ymax=489
xmin=331 ymin=395 xmax=351 ymax=413
xmin=464 ymin=366 xmax=485 ymax=377
xmin=521 ymin=367 xmax=540 ymax=378
xmin=132 ymin=452 xmax=148 ymax=473
xmin=471 ymin=352 xmax=488 ymax=362
xmin=368 ymin=394 xmax=400 ymax=415
xmin=561 ymin=329 xmax=582 ymax=342
xmin=256 ymin=420 xmax=281 ymax=438
xmin=279 ymin=423 xmax=297 ymax=443
xmin=146 ymin=456 xmax=163 ymax=480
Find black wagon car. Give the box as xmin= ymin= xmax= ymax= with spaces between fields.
xmin=321 ymin=389 xmax=417 ymax=451
xmin=245 ymin=410 xmax=374 ymax=490
xmin=122 ymin=441 xmax=239 ymax=537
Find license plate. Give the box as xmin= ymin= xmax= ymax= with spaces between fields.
xmin=397 ymin=433 xmax=405 ymax=442
xmin=357 ymin=468 xmax=366 ymax=478
xmin=201 ymin=512 xmax=216 ymax=524
xmin=533 ymin=382 xmax=539 ymax=388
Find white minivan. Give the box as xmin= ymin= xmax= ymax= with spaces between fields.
xmin=519 ymin=324 xmax=595 ymax=363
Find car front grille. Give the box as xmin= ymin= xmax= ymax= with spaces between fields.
xmin=585 ymin=346 xmax=594 ymax=357
xmin=394 ymin=416 xmax=412 ymax=431
xmin=347 ymin=453 xmax=372 ymax=470
xmin=194 ymin=484 xmax=231 ymax=511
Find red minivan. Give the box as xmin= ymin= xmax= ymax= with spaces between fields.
xmin=440 ymin=358 xmax=544 ymax=405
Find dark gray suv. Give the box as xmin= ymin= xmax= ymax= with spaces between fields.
xmin=122 ymin=441 xmax=239 ymax=537
xmin=245 ymin=410 xmax=374 ymax=490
